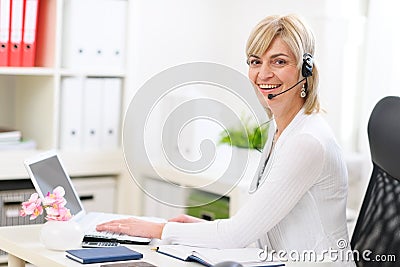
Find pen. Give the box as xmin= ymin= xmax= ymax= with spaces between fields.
xmin=150 ymin=247 xmax=158 ymax=251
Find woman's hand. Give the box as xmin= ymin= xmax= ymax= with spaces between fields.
xmin=96 ymin=217 xmax=165 ymax=239
xmin=168 ymin=214 xmax=205 ymax=223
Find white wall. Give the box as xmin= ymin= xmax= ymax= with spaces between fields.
xmin=126 ymin=0 xmax=368 ymax=154
xmin=357 ymin=0 xmax=400 ymax=154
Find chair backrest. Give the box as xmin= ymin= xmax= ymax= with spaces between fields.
xmin=351 ymin=96 xmax=400 ymax=266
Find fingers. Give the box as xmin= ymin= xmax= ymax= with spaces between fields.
xmin=96 ymin=223 xmax=117 ymax=232
xmin=96 ymin=221 xmax=128 ymax=233
xmin=96 ymin=217 xmax=138 ymax=229
xmin=96 ymin=220 xmax=129 ymax=233
xmin=97 ymin=220 xmax=119 ymax=228
xmin=98 ymin=218 xmax=131 ymax=225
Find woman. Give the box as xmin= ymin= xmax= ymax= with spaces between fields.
xmin=97 ymin=14 xmax=352 ymax=263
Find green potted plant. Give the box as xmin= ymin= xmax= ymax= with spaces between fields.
xmin=218 ymin=118 xmax=269 ymax=151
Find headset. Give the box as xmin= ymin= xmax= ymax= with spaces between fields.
xmin=302 ymin=52 xmax=314 ymax=78
xmin=267 ymin=53 xmax=314 ymax=99
xmin=300 ymin=52 xmax=313 ymax=94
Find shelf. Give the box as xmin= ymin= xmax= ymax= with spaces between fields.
xmin=0 ymin=149 xmax=125 ymax=180
xmin=0 ymin=67 xmax=126 ymax=77
xmin=0 ymin=67 xmax=55 ymax=76
xmin=59 ymin=68 xmax=126 ymax=77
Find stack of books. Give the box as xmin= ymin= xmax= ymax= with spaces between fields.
xmin=0 ymin=127 xmax=36 ymax=151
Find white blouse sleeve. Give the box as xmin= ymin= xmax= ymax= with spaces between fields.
xmin=161 ymin=133 xmax=325 ymax=248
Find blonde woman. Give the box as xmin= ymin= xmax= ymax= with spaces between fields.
xmin=98 ymin=14 xmax=353 ymax=265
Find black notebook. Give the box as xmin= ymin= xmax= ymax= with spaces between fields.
xmin=66 ymin=246 xmax=143 ymax=264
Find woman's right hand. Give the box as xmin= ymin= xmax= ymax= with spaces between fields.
xmin=168 ymin=214 xmax=205 ymax=223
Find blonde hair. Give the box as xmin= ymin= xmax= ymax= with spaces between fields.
xmin=246 ymin=14 xmax=320 ymax=114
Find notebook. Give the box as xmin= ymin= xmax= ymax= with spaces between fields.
xmin=156 ymin=244 xmax=285 ymax=267
xmin=24 ymin=150 xmax=159 ymax=245
xmin=66 ymin=246 xmax=143 ymax=264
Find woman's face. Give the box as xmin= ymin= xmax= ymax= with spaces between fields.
xmin=248 ymin=37 xmax=304 ymax=113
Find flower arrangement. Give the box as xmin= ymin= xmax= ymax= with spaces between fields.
xmin=20 ymin=186 xmax=72 ymax=221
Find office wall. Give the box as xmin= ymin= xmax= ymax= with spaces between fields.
xmin=0 ymin=78 xmax=16 ymax=127
xmin=357 ymin=0 xmax=400 ymax=154
xmin=126 ymin=0 xmax=367 ymax=155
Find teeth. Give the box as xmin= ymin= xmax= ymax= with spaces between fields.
xmin=259 ymin=84 xmax=279 ymax=89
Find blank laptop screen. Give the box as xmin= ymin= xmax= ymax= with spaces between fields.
xmin=29 ymin=155 xmax=83 ymax=216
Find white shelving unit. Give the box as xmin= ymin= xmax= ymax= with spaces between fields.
xmin=0 ymin=0 xmax=140 ymax=217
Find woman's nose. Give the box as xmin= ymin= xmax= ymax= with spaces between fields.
xmin=257 ymin=63 xmax=274 ymax=80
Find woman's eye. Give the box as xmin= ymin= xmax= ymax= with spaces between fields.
xmin=247 ymin=58 xmax=261 ymax=66
xmin=272 ymin=59 xmax=287 ymax=66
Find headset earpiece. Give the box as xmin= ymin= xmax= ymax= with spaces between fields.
xmin=302 ymin=53 xmax=313 ymax=78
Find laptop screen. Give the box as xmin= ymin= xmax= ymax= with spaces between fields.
xmin=25 ymin=152 xmax=84 ymax=218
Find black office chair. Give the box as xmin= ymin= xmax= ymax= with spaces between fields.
xmin=350 ymin=96 xmax=400 ymax=266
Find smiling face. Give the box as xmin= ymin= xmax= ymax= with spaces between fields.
xmin=248 ymin=37 xmax=305 ymax=115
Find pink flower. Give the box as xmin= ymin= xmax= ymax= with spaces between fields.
xmin=20 ymin=186 xmax=72 ymax=221
xmin=43 ymin=186 xmax=67 ymax=207
xmin=46 ymin=206 xmax=72 ymax=221
xmin=20 ymin=193 xmax=43 ymax=220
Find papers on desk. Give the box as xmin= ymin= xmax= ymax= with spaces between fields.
xmin=65 ymin=246 xmax=143 ymax=264
xmin=156 ymin=245 xmax=285 ymax=267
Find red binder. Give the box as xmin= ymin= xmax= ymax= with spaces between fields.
xmin=21 ymin=0 xmax=38 ymax=67
xmin=9 ymin=0 xmax=24 ymax=66
xmin=0 ymin=0 xmax=11 ymax=66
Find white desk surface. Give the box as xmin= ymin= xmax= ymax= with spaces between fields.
xmin=0 ymin=224 xmax=336 ymax=267
xmin=0 ymin=224 xmax=197 ymax=267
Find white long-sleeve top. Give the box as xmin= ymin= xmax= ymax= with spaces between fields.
xmin=161 ymin=109 xmax=351 ymax=258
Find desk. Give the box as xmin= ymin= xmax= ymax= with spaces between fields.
xmin=0 ymin=225 xmax=335 ymax=267
xmin=0 ymin=225 xmax=196 ymax=267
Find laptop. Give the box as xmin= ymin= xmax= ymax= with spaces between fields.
xmin=24 ymin=150 xmax=158 ymax=245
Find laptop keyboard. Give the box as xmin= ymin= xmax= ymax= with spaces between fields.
xmin=83 ymin=231 xmax=151 ymax=244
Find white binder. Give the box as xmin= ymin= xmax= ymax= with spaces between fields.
xmin=62 ymin=0 xmax=127 ymax=69
xmin=101 ymin=78 xmax=122 ymax=149
xmin=62 ymin=0 xmax=91 ymax=68
xmin=59 ymin=77 xmax=84 ymax=150
xmin=99 ymin=0 xmax=127 ymax=68
xmin=82 ymin=78 xmax=103 ymax=150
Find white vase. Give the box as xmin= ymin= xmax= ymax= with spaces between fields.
xmin=40 ymin=220 xmax=84 ymax=251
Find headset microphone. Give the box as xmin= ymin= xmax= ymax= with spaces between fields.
xmin=267 ymin=78 xmax=305 ymax=100
xmin=267 ymin=53 xmax=314 ymax=100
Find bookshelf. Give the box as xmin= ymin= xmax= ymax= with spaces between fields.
xmin=0 ymin=0 xmax=140 ymax=217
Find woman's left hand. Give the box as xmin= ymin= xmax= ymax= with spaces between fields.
xmin=96 ymin=217 xmax=166 ymax=239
